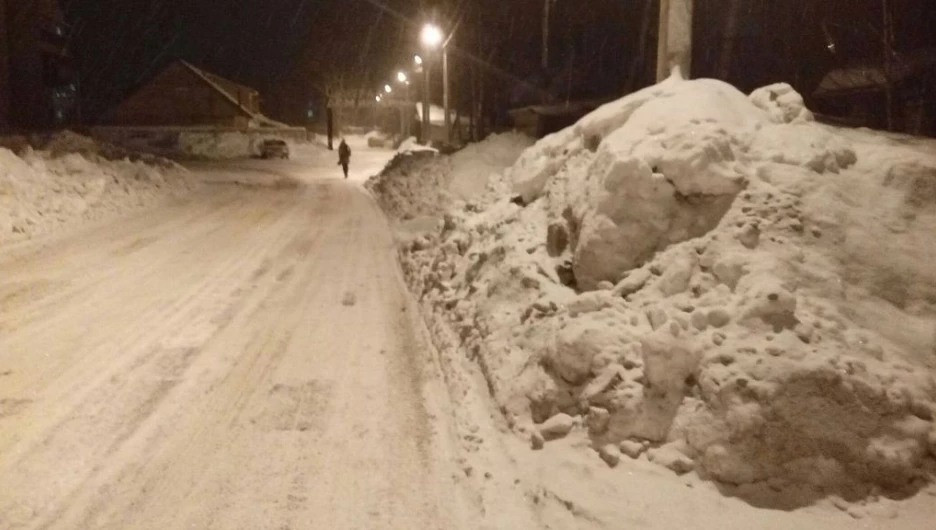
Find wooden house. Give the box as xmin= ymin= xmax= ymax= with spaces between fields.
xmin=107 ymin=60 xmax=261 ymax=128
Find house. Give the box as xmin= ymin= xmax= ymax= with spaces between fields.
xmin=0 ymin=0 xmax=75 ymax=130
xmin=812 ymin=49 xmax=936 ymax=136
xmin=107 ymin=60 xmax=263 ymax=128
xmin=508 ymin=100 xmax=606 ymax=139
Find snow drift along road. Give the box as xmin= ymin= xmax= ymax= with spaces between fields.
xmin=369 ymin=77 xmax=936 ymax=513
xmin=0 ymin=132 xmax=193 ymax=244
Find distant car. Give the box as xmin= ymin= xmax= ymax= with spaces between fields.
xmin=259 ymin=139 xmax=289 ymax=159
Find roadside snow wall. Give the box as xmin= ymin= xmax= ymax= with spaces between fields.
xmin=372 ymin=77 xmax=936 ymax=504
xmin=0 ymin=132 xmax=194 ymax=244
xmin=366 ymin=132 xmax=533 ymax=221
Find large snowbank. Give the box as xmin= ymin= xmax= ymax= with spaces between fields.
xmin=0 ymin=132 xmax=194 ymax=243
xmin=373 ymin=77 xmax=936 ymax=506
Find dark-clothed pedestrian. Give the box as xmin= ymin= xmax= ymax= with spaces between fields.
xmin=338 ymin=139 xmax=351 ymax=179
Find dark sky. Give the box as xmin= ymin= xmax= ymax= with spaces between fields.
xmin=60 ymin=0 xmax=936 ymax=124
xmin=61 ymin=0 xmax=427 ymax=119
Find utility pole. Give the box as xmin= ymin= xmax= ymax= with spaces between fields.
xmin=882 ymin=0 xmax=895 ymax=131
xmin=422 ymin=63 xmax=431 ymax=145
xmin=326 ymin=107 xmax=334 ymax=150
xmin=656 ymin=0 xmax=693 ymax=82
xmin=404 ymin=83 xmax=411 ymax=139
xmin=443 ymin=49 xmax=451 ymax=144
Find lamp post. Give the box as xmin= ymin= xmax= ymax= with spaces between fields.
xmin=420 ymin=23 xmax=443 ymax=145
xmin=397 ymin=71 xmax=410 ymax=138
xmin=443 ymin=48 xmax=450 ymax=143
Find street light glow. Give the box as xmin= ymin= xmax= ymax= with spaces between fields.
xmin=397 ymin=71 xmax=407 ymax=83
xmin=384 ymin=84 xmax=392 ymax=94
xmin=420 ymin=24 xmax=443 ymax=49
xmin=414 ymin=55 xmax=423 ymax=65
xmin=375 ymin=95 xmax=381 ymax=102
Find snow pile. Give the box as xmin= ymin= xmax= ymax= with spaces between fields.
xmin=367 ymin=133 xmax=532 ymax=221
xmin=0 ymin=134 xmax=193 ymax=243
xmin=377 ymin=77 xmax=936 ymax=503
xmin=449 ymin=132 xmax=534 ymax=199
xmin=365 ymin=150 xmax=447 ymax=221
xmin=28 ymin=130 xmax=179 ymax=167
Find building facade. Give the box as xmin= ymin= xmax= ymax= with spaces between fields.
xmin=0 ymin=0 xmax=75 ymax=131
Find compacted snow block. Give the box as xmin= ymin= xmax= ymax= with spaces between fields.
xmin=509 ymin=78 xmax=763 ymax=290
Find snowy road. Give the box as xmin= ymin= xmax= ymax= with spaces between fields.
xmin=0 ymin=144 xmax=469 ymax=529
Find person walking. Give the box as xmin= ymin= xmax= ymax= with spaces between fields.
xmin=337 ymin=139 xmax=351 ymax=179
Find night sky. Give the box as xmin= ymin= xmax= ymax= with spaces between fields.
xmin=60 ymin=0 xmax=936 ymax=126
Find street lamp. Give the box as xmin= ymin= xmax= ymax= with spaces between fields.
xmin=420 ymin=24 xmax=443 ymax=49
xmin=384 ymin=84 xmax=392 ymax=94
xmin=375 ymin=95 xmax=381 ymax=102
xmin=396 ymin=71 xmax=411 ymax=138
xmin=414 ymin=55 xmax=423 ymax=66
xmin=419 ymin=23 xmax=447 ymax=145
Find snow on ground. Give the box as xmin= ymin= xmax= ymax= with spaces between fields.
xmin=368 ymin=77 xmax=936 ymax=525
xmin=0 ymin=132 xmax=194 ymax=244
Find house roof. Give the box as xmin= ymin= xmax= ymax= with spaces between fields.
xmin=178 ymin=60 xmax=259 ymax=119
xmin=814 ymin=48 xmax=936 ymax=97
xmin=508 ymin=99 xmax=608 ymax=119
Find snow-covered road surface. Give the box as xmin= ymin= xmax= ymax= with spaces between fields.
xmin=0 ymin=145 xmax=469 ymax=529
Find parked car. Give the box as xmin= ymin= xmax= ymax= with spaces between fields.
xmin=259 ymin=138 xmax=289 ymax=159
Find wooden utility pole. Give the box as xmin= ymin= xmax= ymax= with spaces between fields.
xmin=326 ymin=108 xmax=334 ymax=150
xmin=656 ymin=0 xmax=693 ymax=82
xmin=882 ymin=0 xmax=896 ymax=131
xmin=443 ymin=49 xmax=451 ymax=144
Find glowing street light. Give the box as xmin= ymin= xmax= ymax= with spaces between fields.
xmin=397 ymin=71 xmax=407 ymax=83
xmin=421 ymin=23 xmax=443 ymax=49
xmin=375 ymin=95 xmax=381 ymax=102
xmin=414 ymin=55 xmax=423 ymax=66
xmin=384 ymin=84 xmax=392 ymax=94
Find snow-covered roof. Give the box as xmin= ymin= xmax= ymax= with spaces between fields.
xmin=814 ymin=48 xmax=936 ymax=97
xmin=179 ymin=60 xmax=260 ymax=119
xmin=508 ymin=99 xmax=608 ymax=118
